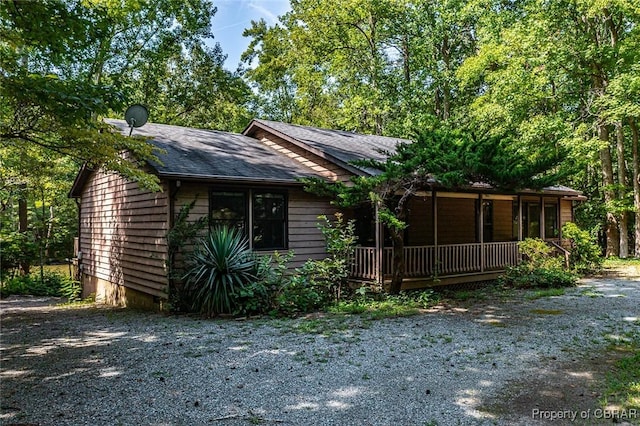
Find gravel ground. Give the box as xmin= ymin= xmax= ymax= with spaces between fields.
xmin=1 ymin=277 xmax=638 ymax=426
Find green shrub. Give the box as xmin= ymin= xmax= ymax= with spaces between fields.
xmin=0 ymin=231 xmax=37 ymax=278
xmin=230 ymin=214 xmax=357 ymax=317
xmin=166 ymin=200 xmax=208 ymax=313
xmin=60 ymin=278 xmax=82 ymax=301
xmin=308 ymin=213 xmax=357 ymax=302
xmin=0 ymin=271 xmax=80 ymax=300
xmin=232 ymin=251 xmax=294 ymax=316
xmin=561 ymin=222 xmax=603 ymax=273
xmin=501 ymin=264 xmax=577 ymax=288
xmin=184 ymin=226 xmax=256 ymax=316
xmin=500 ymin=238 xmax=578 ymax=289
xmin=275 ymin=273 xmax=325 ymax=316
xmin=517 ymin=238 xmax=558 ymax=270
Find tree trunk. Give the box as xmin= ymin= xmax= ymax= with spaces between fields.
xmin=631 ymin=119 xmax=640 ymax=257
xmin=388 ymin=190 xmax=412 ymax=294
xmin=45 ymin=205 xmax=54 ymax=258
xmin=616 ymin=122 xmax=628 ymax=258
xmin=440 ymin=34 xmax=451 ymax=120
xmin=599 ymin=124 xmax=620 ymax=257
xmin=401 ymin=34 xmax=410 ymax=85
xmin=18 ymin=184 xmax=29 ymax=275
xmin=389 ymin=230 xmax=405 ymax=294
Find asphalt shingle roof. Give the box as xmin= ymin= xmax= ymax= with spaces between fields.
xmin=246 ymin=119 xmax=412 ymax=175
xmin=105 ymin=119 xmax=316 ymax=183
xmin=99 ymin=118 xmax=583 ymax=198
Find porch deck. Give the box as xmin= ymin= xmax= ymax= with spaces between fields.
xmin=351 ymin=241 xmax=521 ymax=283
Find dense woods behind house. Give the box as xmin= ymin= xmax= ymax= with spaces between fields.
xmin=1 ymin=0 xmax=640 ymax=281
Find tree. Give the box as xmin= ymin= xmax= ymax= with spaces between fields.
xmin=457 ymin=0 xmax=640 ymax=257
xmin=243 ymin=0 xmax=475 ymax=135
xmin=0 ymin=144 xmax=78 ymax=276
xmin=135 ymin=43 xmax=253 ymax=133
xmin=303 ymin=124 xmax=566 ymax=293
xmin=0 ymin=0 xmax=242 ymax=274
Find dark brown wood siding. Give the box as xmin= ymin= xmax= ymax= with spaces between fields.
xmin=560 ymin=199 xmax=573 ymax=228
xmin=172 ymin=183 xmax=337 ymax=270
xmin=437 ymin=198 xmax=477 ymax=244
xmin=287 ymin=188 xmax=338 ymax=268
xmin=493 ymin=200 xmax=515 ymax=242
xmin=79 ymin=171 xmax=169 ymax=298
xmin=406 ymin=197 xmax=433 ymax=245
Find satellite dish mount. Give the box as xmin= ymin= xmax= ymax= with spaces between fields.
xmin=124 ymin=104 xmax=149 ymax=136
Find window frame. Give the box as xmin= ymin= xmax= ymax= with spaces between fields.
xmin=209 ymin=187 xmax=288 ymax=251
xmin=544 ymin=201 xmax=559 ymax=240
xmin=251 ymin=190 xmax=288 ymax=251
xmin=209 ymin=189 xmax=249 ymax=235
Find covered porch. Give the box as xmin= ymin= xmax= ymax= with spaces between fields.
xmin=350 ymin=189 xmax=578 ymax=287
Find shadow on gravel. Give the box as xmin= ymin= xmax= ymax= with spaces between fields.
xmin=1 ymin=278 xmax=639 ymax=425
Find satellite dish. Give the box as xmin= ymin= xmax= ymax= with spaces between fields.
xmin=124 ymin=104 xmax=149 ymax=136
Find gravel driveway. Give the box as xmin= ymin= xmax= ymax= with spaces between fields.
xmin=1 ymin=277 xmax=638 ymax=426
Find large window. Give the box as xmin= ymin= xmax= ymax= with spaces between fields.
xmin=523 ymin=202 xmax=541 ymax=238
xmin=252 ymin=192 xmax=286 ymax=250
xmin=544 ymin=203 xmax=559 ymax=239
xmin=210 ymin=189 xmax=287 ymax=250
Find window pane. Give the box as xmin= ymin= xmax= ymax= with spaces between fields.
xmin=524 ymin=203 xmax=540 ymax=238
xmin=482 ymin=200 xmax=493 ymax=242
xmin=253 ymin=192 xmax=285 ymax=220
xmin=544 ymin=203 xmax=558 ymax=239
xmin=253 ymin=192 xmax=286 ymax=250
xmin=210 ymin=191 xmax=247 ymax=233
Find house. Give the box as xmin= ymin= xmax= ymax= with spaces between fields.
xmin=69 ymin=119 xmax=584 ymax=308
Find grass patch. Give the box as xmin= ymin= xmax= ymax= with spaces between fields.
xmin=449 ymin=290 xmax=482 ymax=301
xmin=529 ymin=309 xmax=564 ymax=315
xmin=285 ymin=290 xmax=440 ymax=334
xmin=329 ymin=299 xmax=420 ymax=319
xmin=603 ymin=352 xmax=640 ymax=410
xmin=328 ymin=290 xmax=439 ymax=320
xmin=291 ymin=317 xmax=351 ymax=335
xmin=601 ymin=327 xmax=640 ymax=415
xmin=603 ymin=257 xmax=640 ymax=268
xmin=580 ymin=286 xmax=604 ymax=298
xmin=526 ymin=288 xmax=566 ymax=299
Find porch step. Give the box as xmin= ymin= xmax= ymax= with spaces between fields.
xmin=394 ymin=271 xmax=504 ymax=290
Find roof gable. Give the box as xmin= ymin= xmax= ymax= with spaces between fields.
xmin=243 ymin=119 xmax=412 ymax=176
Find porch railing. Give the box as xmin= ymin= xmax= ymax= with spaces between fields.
xmin=351 ymin=246 xmax=377 ymax=280
xmin=351 ymin=241 xmax=520 ymax=280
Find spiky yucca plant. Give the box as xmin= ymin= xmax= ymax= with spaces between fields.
xmin=184 ymin=226 xmax=255 ymax=316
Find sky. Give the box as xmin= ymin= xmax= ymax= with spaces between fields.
xmin=209 ymin=0 xmax=292 ymax=71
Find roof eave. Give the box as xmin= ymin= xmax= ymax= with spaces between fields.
xmin=157 ymin=171 xmax=308 ymax=186
xmin=68 ymin=164 xmax=93 ymax=198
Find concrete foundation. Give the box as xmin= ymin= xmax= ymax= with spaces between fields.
xmin=82 ymin=274 xmax=163 ymax=311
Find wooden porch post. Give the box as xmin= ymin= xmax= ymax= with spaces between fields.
xmin=518 ymin=195 xmax=523 ymax=241
xmin=540 ymin=196 xmax=545 ymax=240
xmin=479 ymin=194 xmax=485 ymax=272
xmin=557 ymin=198 xmax=562 ymax=240
xmin=375 ymin=201 xmax=384 ymax=287
xmin=432 ymin=190 xmax=439 ymax=276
